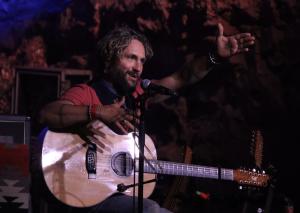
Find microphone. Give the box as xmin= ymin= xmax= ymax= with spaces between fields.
xmin=140 ymin=79 xmax=178 ymax=96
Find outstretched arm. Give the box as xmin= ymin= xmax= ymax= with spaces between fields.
xmin=154 ymin=23 xmax=255 ymax=89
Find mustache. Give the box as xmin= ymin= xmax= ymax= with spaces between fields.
xmin=126 ymin=71 xmax=139 ymax=78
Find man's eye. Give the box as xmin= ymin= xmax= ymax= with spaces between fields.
xmin=123 ymin=55 xmax=134 ymax=61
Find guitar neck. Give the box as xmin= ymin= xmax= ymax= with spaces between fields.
xmin=140 ymin=159 xmax=234 ymax=181
xmin=41 ymin=123 xmax=270 ymax=208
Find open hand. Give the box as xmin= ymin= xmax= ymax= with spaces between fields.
xmin=216 ymin=23 xmax=255 ymax=58
xmin=95 ymin=97 xmax=137 ymax=134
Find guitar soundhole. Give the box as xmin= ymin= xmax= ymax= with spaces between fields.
xmin=111 ymin=152 xmax=134 ymax=176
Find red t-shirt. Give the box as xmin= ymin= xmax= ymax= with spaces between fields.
xmin=60 ymin=84 xmax=101 ymax=106
xmin=60 ymin=82 xmax=144 ymax=106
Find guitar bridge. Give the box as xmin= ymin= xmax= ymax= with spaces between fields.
xmin=86 ymin=143 xmax=97 ymax=179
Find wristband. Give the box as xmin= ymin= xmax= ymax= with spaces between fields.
xmin=208 ymin=51 xmax=221 ymax=65
xmin=91 ymin=105 xmax=98 ymax=120
xmin=88 ymin=105 xmax=99 ymax=121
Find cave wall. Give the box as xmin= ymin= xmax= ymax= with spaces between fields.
xmin=0 ymin=0 xmax=299 ymax=211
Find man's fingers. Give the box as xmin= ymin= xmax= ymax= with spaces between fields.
xmin=241 ymin=41 xmax=254 ymax=49
xmin=234 ymin=33 xmax=252 ymax=40
xmin=116 ymin=118 xmax=136 ymax=134
xmin=228 ymin=33 xmax=255 ymax=53
xmin=115 ymin=121 xmax=128 ymax=134
xmin=122 ymin=120 xmax=135 ymax=132
xmin=87 ymin=135 xmax=106 ymax=150
xmin=89 ymin=127 xmax=106 ymax=138
xmin=123 ymin=113 xmax=134 ymax=121
xmin=242 ymin=38 xmax=255 ymax=47
xmin=237 ymin=39 xmax=255 ymax=51
xmin=239 ymin=36 xmax=255 ymax=44
xmin=217 ymin=23 xmax=224 ymax=37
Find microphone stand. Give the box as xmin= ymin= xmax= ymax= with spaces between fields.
xmin=137 ymin=93 xmax=146 ymax=213
xmin=136 ymin=88 xmax=176 ymax=213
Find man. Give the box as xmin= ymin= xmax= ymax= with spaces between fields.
xmin=38 ymin=24 xmax=255 ymax=212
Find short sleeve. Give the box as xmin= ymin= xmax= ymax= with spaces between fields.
xmin=60 ymin=84 xmax=101 ymax=106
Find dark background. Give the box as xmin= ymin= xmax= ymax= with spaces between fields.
xmin=0 ymin=0 xmax=299 ymax=212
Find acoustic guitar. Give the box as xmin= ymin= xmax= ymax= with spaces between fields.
xmin=42 ymin=120 xmax=270 ymax=208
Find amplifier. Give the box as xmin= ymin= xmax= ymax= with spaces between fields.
xmin=0 ymin=115 xmax=30 ymax=145
xmin=0 ymin=115 xmax=31 ymax=212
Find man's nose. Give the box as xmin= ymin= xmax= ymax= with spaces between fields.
xmin=133 ymin=61 xmax=143 ymax=73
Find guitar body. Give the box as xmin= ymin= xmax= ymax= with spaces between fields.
xmin=42 ymin=121 xmax=270 ymax=208
xmin=42 ymin=121 xmax=157 ymax=207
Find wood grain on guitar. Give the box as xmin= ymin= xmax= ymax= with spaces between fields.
xmin=42 ymin=120 xmax=270 ymax=208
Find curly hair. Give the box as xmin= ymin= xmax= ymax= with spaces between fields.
xmin=96 ymin=26 xmax=153 ymax=72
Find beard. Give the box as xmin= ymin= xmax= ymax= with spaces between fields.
xmin=107 ymin=67 xmax=137 ymax=96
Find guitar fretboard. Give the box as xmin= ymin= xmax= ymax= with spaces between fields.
xmin=139 ymin=159 xmax=234 ymax=181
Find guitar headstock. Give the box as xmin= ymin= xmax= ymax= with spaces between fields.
xmin=234 ymin=168 xmax=270 ymax=187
